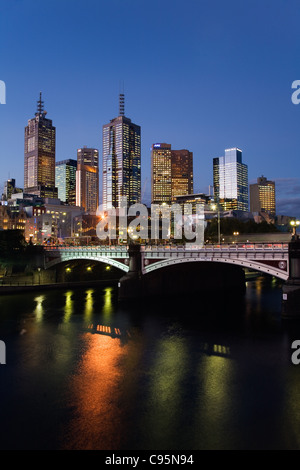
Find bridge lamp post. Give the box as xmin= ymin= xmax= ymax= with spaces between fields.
xmin=211 ymin=203 xmax=221 ymax=245
xmin=290 ymin=220 xmax=300 ymax=239
xmin=233 ymin=231 xmax=239 ymax=243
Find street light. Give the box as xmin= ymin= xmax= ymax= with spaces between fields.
xmin=290 ymin=220 xmax=300 ymax=239
xmin=211 ymin=202 xmax=221 ymax=244
xmin=233 ymin=231 xmax=239 ymax=244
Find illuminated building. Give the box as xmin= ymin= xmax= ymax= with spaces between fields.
xmin=175 ymin=193 xmax=211 ymax=214
xmin=250 ymin=176 xmax=276 ymax=216
xmin=171 ymin=149 xmax=193 ymax=199
xmin=25 ymin=202 xmax=82 ymax=243
xmin=0 ymin=205 xmax=27 ymax=232
xmin=102 ymin=94 xmax=141 ymax=209
xmin=151 ymin=144 xmax=194 ymax=204
xmin=24 ymin=93 xmax=58 ymax=198
xmin=76 ymin=147 xmax=99 ymax=213
xmin=55 ymin=159 xmax=77 ymax=205
xmin=151 ymin=143 xmax=172 ymax=204
xmin=213 ymin=148 xmax=248 ymax=211
xmin=2 ymin=179 xmax=23 ymax=201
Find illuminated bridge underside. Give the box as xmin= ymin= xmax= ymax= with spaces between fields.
xmin=141 ymin=245 xmax=289 ymax=280
xmin=45 ymin=247 xmax=130 ymax=272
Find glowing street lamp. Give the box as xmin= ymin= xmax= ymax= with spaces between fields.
xmin=290 ymin=220 xmax=300 ymax=238
xmin=211 ymin=202 xmax=221 ymax=244
xmin=233 ymin=231 xmax=239 ymax=243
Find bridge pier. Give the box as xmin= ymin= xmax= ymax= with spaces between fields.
xmin=118 ymin=243 xmax=143 ymax=301
xmin=282 ymin=239 xmax=300 ymax=318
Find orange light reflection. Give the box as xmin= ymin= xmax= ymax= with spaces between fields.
xmin=62 ymin=333 xmax=128 ymax=450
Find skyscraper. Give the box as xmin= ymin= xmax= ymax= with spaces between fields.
xmin=250 ymin=176 xmax=275 ymax=216
xmin=171 ymin=149 xmax=193 ymax=199
xmin=151 ymin=143 xmax=172 ymax=204
xmin=213 ymin=147 xmax=248 ymax=211
xmin=55 ymin=159 xmax=77 ymax=205
xmin=102 ymin=94 xmax=141 ymax=209
xmin=151 ymin=144 xmax=194 ymax=204
xmin=24 ymin=93 xmax=58 ymax=198
xmin=76 ymin=147 xmax=99 ymax=213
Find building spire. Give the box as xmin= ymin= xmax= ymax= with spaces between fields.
xmin=119 ymin=92 xmax=125 ymax=116
xmin=36 ymin=91 xmax=44 ymax=115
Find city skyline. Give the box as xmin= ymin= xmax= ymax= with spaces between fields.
xmin=1 ymin=1 xmax=300 ymax=216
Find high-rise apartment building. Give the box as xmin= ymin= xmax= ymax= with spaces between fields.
xmin=76 ymin=147 xmax=99 ymax=213
xmin=250 ymin=176 xmax=275 ymax=216
xmin=55 ymin=159 xmax=77 ymax=205
xmin=24 ymin=93 xmax=58 ymax=198
xmin=102 ymin=94 xmax=141 ymax=209
xmin=151 ymin=144 xmax=194 ymax=204
xmin=213 ymin=147 xmax=248 ymax=211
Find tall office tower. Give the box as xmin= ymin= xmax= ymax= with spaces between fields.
xmin=55 ymin=159 xmax=77 ymax=205
xmin=151 ymin=143 xmax=172 ymax=204
xmin=151 ymin=144 xmax=194 ymax=204
xmin=102 ymin=94 xmax=141 ymax=209
xmin=250 ymin=176 xmax=275 ymax=216
xmin=171 ymin=149 xmax=193 ymax=199
xmin=76 ymin=147 xmax=99 ymax=213
xmin=24 ymin=93 xmax=58 ymax=198
xmin=213 ymin=147 xmax=248 ymax=211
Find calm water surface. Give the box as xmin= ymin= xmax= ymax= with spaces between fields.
xmin=1 ymin=276 xmax=300 ymax=450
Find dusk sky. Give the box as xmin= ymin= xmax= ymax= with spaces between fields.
xmin=1 ymin=0 xmax=300 ymax=215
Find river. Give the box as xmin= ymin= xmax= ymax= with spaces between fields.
xmin=0 ymin=275 xmax=300 ymax=450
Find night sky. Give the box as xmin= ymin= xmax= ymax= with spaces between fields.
xmin=1 ymin=0 xmax=300 ymax=215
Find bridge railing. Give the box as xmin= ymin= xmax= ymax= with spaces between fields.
xmin=141 ymin=243 xmax=289 ymax=252
xmin=44 ymin=245 xmax=129 ymax=252
xmin=44 ymin=242 xmax=289 ymax=253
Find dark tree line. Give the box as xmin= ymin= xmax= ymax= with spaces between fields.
xmin=0 ymin=230 xmax=40 ymax=269
xmin=205 ymin=218 xmax=280 ymax=238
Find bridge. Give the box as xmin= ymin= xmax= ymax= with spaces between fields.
xmin=43 ymin=241 xmax=300 ymax=318
xmin=44 ymin=242 xmax=289 ymax=280
xmin=45 ymin=245 xmax=130 ymax=272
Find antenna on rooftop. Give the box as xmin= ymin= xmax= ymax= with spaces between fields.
xmin=119 ymin=81 xmax=125 ymax=116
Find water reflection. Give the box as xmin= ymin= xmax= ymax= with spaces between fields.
xmin=62 ymin=333 xmax=128 ymax=450
xmin=195 ymin=355 xmax=235 ymax=449
xmin=63 ymin=291 xmax=74 ymax=323
xmin=84 ymin=289 xmax=94 ymax=320
xmin=34 ymin=295 xmax=45 ymax=323
xmin=141 ymin=336 xmax=188 ymax=449
xmin=1 ymin=276 xmax=300 ymax=450
xmin=102 ymin=287 xmax=113 ymax=316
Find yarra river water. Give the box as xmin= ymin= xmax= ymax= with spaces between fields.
xmin=1 ymin=275 xmax=300 ymax=450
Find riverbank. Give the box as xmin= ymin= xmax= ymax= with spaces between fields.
xmin=0 ymin=278 xmax=119 ymax=295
